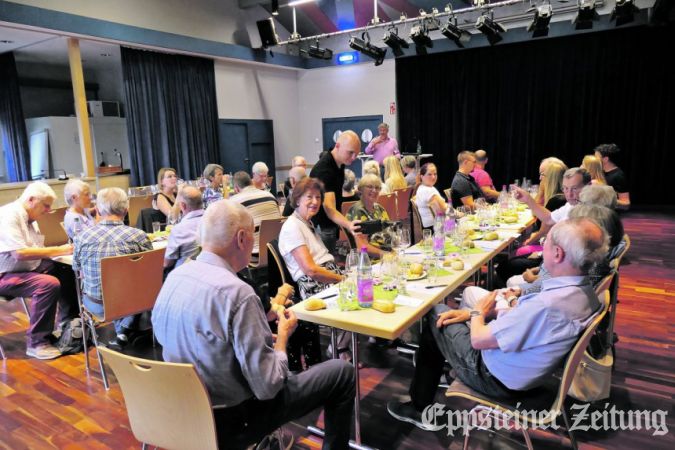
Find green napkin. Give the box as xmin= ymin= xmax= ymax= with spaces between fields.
xmin=374 ymin=285 xmax=398 ymax=301
xmin=444 ymin=243 xmax=484 ymax=255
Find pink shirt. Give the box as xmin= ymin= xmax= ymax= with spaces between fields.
xmin=364 ymin=136 xmax=400 ymax=164
xmin=470 ymin=167 xmax=494 ymax=189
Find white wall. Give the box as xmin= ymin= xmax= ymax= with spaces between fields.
xmin=297 ymin=58 xmax=397 ymax=159
xmin=213 ymin=60 xmax=300 ymax=180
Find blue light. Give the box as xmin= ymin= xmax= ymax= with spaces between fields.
xmin=337 ymin=51 xmax=359 ymax=65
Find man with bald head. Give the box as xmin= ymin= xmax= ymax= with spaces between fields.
xmin=163 ymin=186 xmax=204 ymax=271
xmin=388 ymin=217 xmax=607 ymax=429
xmin=282 ymin=165 xmax=307 ymax=217
xmin=283 ymin=156 xmax=308 ymax=198
xmin=310 ymin=130 xmax=362 ymax=252
xmin=153 ymin=200 xmax=355 ymax=449
xmin=470 ymin=149 xmax=499 ymax=200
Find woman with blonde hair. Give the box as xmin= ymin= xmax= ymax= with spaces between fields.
xmin=582 ymin=154 xmax=606 ymax=185
xmin=363 ymin=160 xmax=390 ymax=194
xmin=383 ymin=155 xmax=407 ymax=192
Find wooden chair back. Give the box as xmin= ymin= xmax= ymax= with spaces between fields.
xmin=410 ymin=196 xmax=423 ymax=244
xmin=36 ymin=206 xmax=68 ymax=246
xmin=128 ymin=195 xmax=153 ymax=230
xmin=267 ymin=240 xmax=299 ymax=296
xmin=100 ymin=248 xmax=166 ymax=322
xmin=97 ymin=346 xmax=218 ymax=450
xmin=340 ymin=200 xmax=358 ymax=217
xmin=339 ymin=201 xmax=358 ymax=243
xmin=251 ymin=218 xmax=286 ymax=269
xmin=377 ymin=193 xmax=397 ymax=219
xmin=394 ymin=187 xmax=413 ymax=221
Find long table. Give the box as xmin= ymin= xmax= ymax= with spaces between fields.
xmin=289 ymin=210 xmax=535 ymax=449
xmin=53 ymin=239 xmax=168 ymax=266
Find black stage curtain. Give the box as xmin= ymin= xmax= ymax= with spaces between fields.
xmin=122 ymin=47 xmax=219 ymax=186
xmin=395 ymin=24 xmax=675 ymax=206
xmin=0 ymin=52 xmax=31 ymax=182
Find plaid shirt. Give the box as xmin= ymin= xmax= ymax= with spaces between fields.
xmin=73 ymin=220 xmax=152 ymax=301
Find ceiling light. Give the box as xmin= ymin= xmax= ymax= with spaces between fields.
xmin=383 ymin=28 xmax=409 ymax=57
xmin=476 ymin=14 xmax=506 ymax=45
xmin=349 ymin=34 xmax=387 ymax=66
xmin=288 ymin=0 xmax=314 ymax=6
xmin=0 ymin=40 xmax=15 ymax=44
xmin=611 ymin=0 xmax=639 ymax=26
xmin=410 ymin=24 xmax=433 ymax=55
xmin=440 ymin=18 xmax=471 ymax=48
xmin=272 ymin=0 xmax=279 ymax=16
xmin=528 ymin=4 xmax=553 ymax=38
xmin=301 ymin=40 xmax=333 ymax=60
xmin=573 ymin=0 xmax=600 ymax=30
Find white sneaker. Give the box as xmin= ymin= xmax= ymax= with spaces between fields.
xmin=26 ymin=343 xmax=62 ymax=360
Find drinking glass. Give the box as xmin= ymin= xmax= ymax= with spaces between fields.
xmin=151 ymin=221 xmax=161 ymax=234
xmin=345 ymin=249 xmax=359 ymax=279
xmin=337 ymin=279 xmax=357 ymax=311
xmin=380 ymin=252 xmax=398 ymax=291
xmin=423 ymin=257 xmax=438 ymax=284
xmin=422 ymin=229 xmax=433 ymax=255
xmin=398 ymin=227 xmax=411 ymax=253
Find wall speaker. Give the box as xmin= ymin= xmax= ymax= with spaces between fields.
xmin=257 ymin=18 xmax=279 ymax=48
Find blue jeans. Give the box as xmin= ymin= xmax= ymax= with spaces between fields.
xmin=409 ymin=304 xmax=516 ymax=410
xmin=82 ymin=294 xmax=142 ymax=335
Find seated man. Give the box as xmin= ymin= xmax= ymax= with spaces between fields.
xmin=283 ymin=155 xmax=307 ymax=198
xmin=73 ymin=187 xmax=153 ymax=346
xmin=470 ymin=149 xmax=500 ymax=201
xmin=163 ymin=186 xmax=204 ymax=271
xmin=282 ymin=165 xmax=306 ymax=217
xmin=0 ymin=182 xmax=78 ymax=359
xmin=450 ymin=151 xmax=485 ymax=209
xmin=594 ymin=143 xmax=630 ymax=210
xmin=152 ymin=200 xmax=355 ymax=450
xmin=387 ymin=218 xmax=607 ymax=430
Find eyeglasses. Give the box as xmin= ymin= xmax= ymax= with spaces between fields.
xmin=364 ymin=185 xmax=382 ymax=191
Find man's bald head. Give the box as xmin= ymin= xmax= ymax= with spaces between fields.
xmin=201 ymin=200 xmax=253 ymax=256
xmin=333 ymin=130 xmax=361 ymax=166
xmin=288 ymin=166 xmax=306 ymax=186
xmin=178 ymin=186 xmax=203 ymax=212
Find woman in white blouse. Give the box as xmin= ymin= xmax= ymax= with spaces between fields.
xmin=414 ymin=163 xmax=448 ymax=230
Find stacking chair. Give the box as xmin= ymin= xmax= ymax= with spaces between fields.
xmin=340 ymin=200 xmax=358 ymax=216
xmin=338 ymin=201 xmax=358 ymax=245
xmin=128 ymin=195 xmax=153 ymax=229
xmin=267 ymin=240 xmax=299 ymax=297
xmin=97 ymin=346 xmax=218 ymax=450
xmin=394 ymin=187 xmax=413 ymax=222
xmin=377 ymin=193 xmax=398 ymax=219
xmin=80 ymin=248 xmax=166 ymax=389
xmin=0 ymin=295 xmax=32 ymax=359
xmin=444 ymin=292 xmax=609 ymax=450
xmin=36 ymin=206 xmax=68 ymax=246
xmin=249 ymin=218 xmax=286 ymax=270
xmin=410 ymin=196 xmax=424 ymax=244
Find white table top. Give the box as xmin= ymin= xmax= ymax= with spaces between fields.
xmin=53 ymin=239 xmax=167 ymax=266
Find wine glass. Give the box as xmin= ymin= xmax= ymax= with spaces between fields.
xmin=345 ymin=249 xmax=359 ymax=279
xmin=422 ymin=229 xmax=433 ymax=255
xmin=380 ymin=252 xmax=398 ymax=291
xmin=398 ymin=227 xmax=411 ymax=254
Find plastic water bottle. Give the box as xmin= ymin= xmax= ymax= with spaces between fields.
xmin=357 ymin=246 xmax=374 ymax=308
xmin=433 ymin=215 xmax=445 ymax=257
xmin=444 ymin=206 xmax=456 ymax=236
xmin=73 ymin=217 xmax=83 ymax=236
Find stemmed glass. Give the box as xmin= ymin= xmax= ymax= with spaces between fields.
xmin=345 ymin=249 xmax=359 ymax=280
xmin=397 ymin=227 xmax=411 ymax=255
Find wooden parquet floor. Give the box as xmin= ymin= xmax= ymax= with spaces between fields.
xmin=1 ymin=210 xmax=674 ymax=449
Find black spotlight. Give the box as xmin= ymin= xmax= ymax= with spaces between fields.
xmin=528 ymin=4 xmax=553 ymax=38
xmin=271 ymin=0 xmax=279 ymax=16
xmin=440 ymin=18 xmax=471 ymax=48
xmin=476 ymin=14 xmax=506 ymax=45
xmin=301 ymin=40 xmax=333 ymax=60
xmin=573 ymin=0 xmax=600 ymax=30
xmin=349 ymin=33 xmax=387 ymax=66
xmin=611 ymin=0 xmax=640 ymax=26
xmin=410 ymin=24 xmax=433 ymax=55
xmin=383 ymin=27 xmax=409 ymax=57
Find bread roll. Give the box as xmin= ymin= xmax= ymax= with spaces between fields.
xmin=304 ymin=298 xmax=327 ymax=311
xmin=372 ymin=300 xmax=395 ymax=313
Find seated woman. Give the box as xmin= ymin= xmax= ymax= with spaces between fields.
xmin=383 ymin=155 xmax=408 ymax=193
xmin=279 ymin=177 xmax=345 ymax=370
xmin=414 ymin=163 xmax=448 ymax=231
xmin=153 ymin=167 xmax=178 ymax=224
xmin=202 ymin=163 xmax=228 ymax=207
xmin=342 ymin=169 xmax=359 ymax=203
xmin=582 ymin=154 xmax=607 ymax=185
xmin=63 ymin=179 xmax=95 ymax=240
xmin=363 ymin=160 xmax=390 ymax=194
xmin=346 ymin=174 xmax=389 ymax=259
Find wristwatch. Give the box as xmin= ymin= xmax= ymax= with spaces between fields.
xmin=469 ymin=310 xmax=482 ymax=319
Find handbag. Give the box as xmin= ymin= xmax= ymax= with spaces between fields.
xmin=568 ymin=349 xmax=613 ymax=402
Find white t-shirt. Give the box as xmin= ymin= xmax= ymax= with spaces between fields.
xmin=416 ymin=185 xmax=442 ymax=228
xmin=0 ymin=201 xmax=44 ymax=273
xmin=550 ymin=202 xmax=573 ymax=223
xmin=279 ymin=214 xmax=335 ymax=281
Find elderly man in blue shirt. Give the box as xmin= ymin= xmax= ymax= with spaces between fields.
xmin=152 ymin=199 xmax=355 ymax=450
xmin=163 ymin=186 xmax=204 ymax=271
xmin=387 ymin=217 xmax=608 ymax=431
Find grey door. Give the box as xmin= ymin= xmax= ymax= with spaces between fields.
xmin=322 ymin=115 xmax=382 ymax=175
xmin=218 ymin=119 xmax=276 ymax=176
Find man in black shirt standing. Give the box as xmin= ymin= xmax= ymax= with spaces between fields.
xmin=450 ymin=151 xmax=485 ymax=209
xmin=594 ymin=143 xmax=630 ymax=210
xmin=310 ymin=130 xmax=361 ymax=252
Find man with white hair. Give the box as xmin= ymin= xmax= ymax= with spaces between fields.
xmin=251 ymin=161 xmax=270 ymax=191
xmin=153 ymin=200 xmax=355 ymax=449
xmin=163 ymin=186 xmax=204 ymax=271
xmin=73 ymin=187 xmax=153 ymax=347
xmin=283 ymin=156 xmax=307 ymax=198
xmin=0 ymin=182 xmax=77 ymax=359
xmin=63 ymin=179 xmax=95 ymax=240
xmin=388 ymin=218 xmax=607 ymax=430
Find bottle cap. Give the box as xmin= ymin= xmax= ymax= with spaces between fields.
xmin=361 ymin=246 xmax=367 ymax=252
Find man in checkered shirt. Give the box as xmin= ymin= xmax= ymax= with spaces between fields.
xmin=73 ymin=187 xmax=152 ymax=346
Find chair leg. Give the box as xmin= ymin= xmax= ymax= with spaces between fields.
xmin=0 ymin=341 xmax=5 ymax=360
xmin=562 ymin=405 xmax=579 ymax=450
xmin=81 ymin=313 xmax=94 ymax=373
xmin=85 ymin=315 xmax=109 ymax=390
xmin=20 ymin=297 xmax=31 ymax=319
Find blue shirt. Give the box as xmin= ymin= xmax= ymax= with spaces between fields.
xmin=164 ymin=209 xmax=203 ymax=267
xmin=483 ymin=275 xmax=600 ymax=390
xmin=152 ymin=251 xmax=289 ymax=408
xmin=64 ymin=209 xmax=95 ymax=240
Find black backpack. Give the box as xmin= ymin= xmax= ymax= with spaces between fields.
xmin=55 ymin=318 xmax=84 ymax=355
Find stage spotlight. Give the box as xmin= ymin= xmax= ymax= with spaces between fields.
xmin=476 ymin=14 xmax=506 ymax=45
xmin=349 ymin=34 xmax=387 ymax=66
xmin=528 ymin=4 xmax=553 ymax=38
xmin=611 ymin=0 xmax=639 ymax=26
xmin=300 ymin=40 xmax=333 ymax=60
xmin=573 ymin=0 xmax=600 ymax=30
xmin=440 ymin=18 xmax=471 ymax=48
xmin=410 ymin=24 xmax=433 ymax=54
xmin=271 ymin=0 xmax=279 ymax=16
xmin=383 ymin=28 xmax=409 ymax=57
